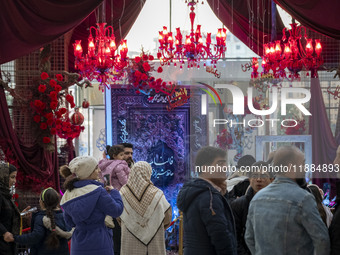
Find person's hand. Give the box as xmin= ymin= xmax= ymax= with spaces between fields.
xmin=105 ymin=186 xmax=114 ymax=192
xmin=3 ymin=232 xmax=14 ymax=242
xmin=21 ymin=206 xmax=31 ymax=218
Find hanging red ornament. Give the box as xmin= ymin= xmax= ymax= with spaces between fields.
xmin=82 ymin=99 xmax=90 ymax=108
xmin=70 ymin=108 xmax=84 ymax=125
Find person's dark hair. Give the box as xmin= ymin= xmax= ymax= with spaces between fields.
xmin=106 ymin=145 xmax=125 ymax=160
xmin=195 ymin=146 xmax=226 ymax=167
xmin=9 ymin=164 xmax=17 ymax=174
xmin=59 ymin=165 xmax=79 ymax=191
xmin=237 ymin=155 xmax=256 ymax=169
xmin=41 ymin=188 xmax=61 ymax=249
xmin=120 ymin=143 xmax=133 ymax=149
xmin=248 ymin=161 xmax=275 ymax=179
xmin=308 ymin=184 xmax=327 ymax=226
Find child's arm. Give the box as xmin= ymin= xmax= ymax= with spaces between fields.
xmin=14 ymin=216 xmax=46 ymax=245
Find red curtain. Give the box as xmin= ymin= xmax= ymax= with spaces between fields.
xmin=309 ymin=78 xmax=338 ymax=197
xmin=0 ymin=0 xmax=146 ymax=191
xmin=274 ymin=0 xmax=340 ymax=40
xmin=0 ymin=86 xmax=59 ymax=191
xmin=0 ymin=0 xmax=103 ymax=65
xmin=207 ymin=0 xmax=285 ymax=56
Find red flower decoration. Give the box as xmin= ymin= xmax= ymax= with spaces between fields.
xmin=50 ymin=128 xmax=57 ymax=135
xmin=50 ymin=79 xmax=57 ymax=87
xmin=157 ymin=52 xmax=162 ymax=59
xmin=54 ymin=85 xmax=62 ymax=92
xmin=56 ymin=74 xmax=63 ymax=81
xmin=149 ymin=55 xmax=154 ymax=61
xmin=135 ymin=56 xmax=141 ymax=63
xmin=141 ymin=73 xmax=148 ymax=81
xmin=49 ymin=91 xmax=58 ymax=100
xmin=34 ymin=100 xmax=43 ymax=108
xmin=55 ymin=111 xmax=62 ymax=118
xmin=41 ymin=72 xmax=49 ymax=80
xmin=157 ymin=67 xmax=163 ymax=73
xmin=50 ymin=101 xmax=58 ymax=110
xmin=142 ymin=55 xmax=148 ymax=61
xmin=66 ymin=94 xmax=74 ymax=103
xmin=143 ymin=62 xmax=150 ymax=72
xmin=59 ymin=108 xmax=67 ymax=114
xmin=134 ymin=70 xmax=142 ymax=77
xmin=43 ymin=137 xmax=51 ymax=143
xmin=33 ymin=115 xmax=41 ymax=123
xmin=38 ymin=84 xmax=46 ymax=93
xmin=40 ymin=123 xmax=48 ymax=130
xmin=45 ymin=112 xmax=53 ymax=120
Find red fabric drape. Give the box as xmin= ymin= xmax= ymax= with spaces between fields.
xmin=0 ymin=0 xmax=103 ymax=64
xmin=207 ymin=0 xmax=285 ymax=56
xmin=309 ymin=78 xmax=338 ymax=197
xmin=0 ymin=86 xmax=59 ymax=191
xmin=67 ymin=0 xmax=146 ymax=72
xmin=274 ymin=0 xmax=340 ymax=40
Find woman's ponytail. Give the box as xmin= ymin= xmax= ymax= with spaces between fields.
xmin=60 ymin=165 xmax=79 ymax=191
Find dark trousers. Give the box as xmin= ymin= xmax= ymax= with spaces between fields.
xmin=113 ymin=218 xmax=121 ymax=255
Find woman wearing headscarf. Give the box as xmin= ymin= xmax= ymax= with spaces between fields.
xmin=0 ymin=162 xmax=21 ymax=255
xmin=59 ymin=156 xmax=123 ymax=255
xmin=120 ymin=161 xmax=172 ymax=255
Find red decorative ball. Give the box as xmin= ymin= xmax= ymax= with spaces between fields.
xmin=70 ymin=108 xmax=84 ymax=125
xmin=82 ymin=99 xmax=90 ymax=109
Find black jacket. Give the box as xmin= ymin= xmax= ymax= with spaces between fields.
xmin=0 ymin=194 xmax=20 ymax=255
xmin=230 ymin=187 xmax=255 ymax=255
xmin=228 ymin=179 xmax=250 ymax=202
xmin=15 ymin=210 xmax=71 ymax=255
xmin=330 ymin=206 xmax=340 ymax=255
xmin=177 ymin=178 xmax=237 ymax=255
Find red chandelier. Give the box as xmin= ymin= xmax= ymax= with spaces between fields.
xmin=261 ymin=23 xmax=323 ymax=79
xmin=73 ymin=3 xmax=128 ymax=90
xmin=157 ymin=0 xmax=227 ymax=69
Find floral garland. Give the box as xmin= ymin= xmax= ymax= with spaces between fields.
xmin=126 ymin=51 xmax=166 ymax=94
xmin=30 ymin=72 xmax=84 ymax=151
xmin=282 ymin=118 xmax=306 ymax=135
xmin=216 ymin=129 xmax=233 ymax=150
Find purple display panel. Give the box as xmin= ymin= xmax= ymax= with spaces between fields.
xmin=111 ymin=88 xmax=207 ymax=185
xmin=110 ymin=88 xmax=207 ymax=250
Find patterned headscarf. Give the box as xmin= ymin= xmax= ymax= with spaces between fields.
xmin=120 ymin=161 xmax=170 ymax=244
xmin=121 ymin=161 xmax=159 ymax=216
xmin=0 ymin=162 xmax=12 ymax=199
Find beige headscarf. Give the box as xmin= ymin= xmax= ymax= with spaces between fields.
xmin=120 ymin=161 xmax=170 ymax=245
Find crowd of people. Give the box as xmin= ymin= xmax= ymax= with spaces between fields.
xmin=178 ymin=145 xmax=340 ymax=255
xmin=0 ymin=144 xmax=340 ymax=255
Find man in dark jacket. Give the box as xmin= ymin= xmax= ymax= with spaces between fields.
xmin=231 ymin=161 xmax=273 ymax=255
xmin=177 ymin=146 xmax=237 ymax=255
xmin=329 ymin=178 xmax=340 ymax=255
